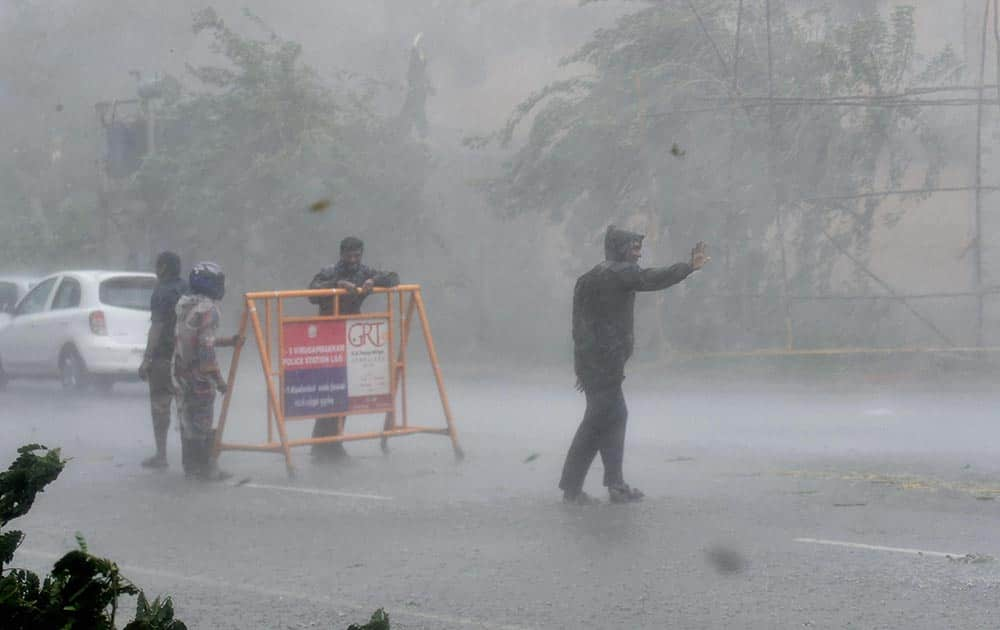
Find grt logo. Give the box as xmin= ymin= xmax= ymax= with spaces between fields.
xmin=348 ymin=321 xmax=387 ymax=347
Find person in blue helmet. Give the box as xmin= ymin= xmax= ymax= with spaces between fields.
xmin=559 ymin=226 xmax=709 ymax=505
xmin=173 ymin=262 xmax=241 ymax=481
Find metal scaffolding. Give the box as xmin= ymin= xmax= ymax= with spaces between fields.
xmin=676 ymin=0 xmax=1000 ymax=358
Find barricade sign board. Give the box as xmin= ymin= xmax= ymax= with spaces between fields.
xmin=281 ymin=318 xmax=392 ymax=417
xmin=345 ymin=317 xmax=393 ymax=412
xmin=282 ymin=320 xmax=347 ymax=416
xmin=215 ymin=285 xmax=463 ymax=477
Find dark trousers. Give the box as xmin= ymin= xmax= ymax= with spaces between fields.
xmin=147 ymin=358 xmax=174 ymax=456
xmin=559 ymin=384 xmax=628 ymax=494
xmin=311 ymin=416 xmax=348 ymax=458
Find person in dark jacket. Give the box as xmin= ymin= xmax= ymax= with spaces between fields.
xmin=138 ymin=251 xmax=187 ymax=469
xmin=559 ymin=226 xmax=709 ymax=504
xmin=307 ymin=237 xmax=400 ymax=460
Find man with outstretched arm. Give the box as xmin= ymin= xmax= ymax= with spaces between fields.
xmin=559 ymin=225 xmax=710 ymax=505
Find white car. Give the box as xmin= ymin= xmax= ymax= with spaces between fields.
xmin=0 ymin=270 xmax=157 ymax=392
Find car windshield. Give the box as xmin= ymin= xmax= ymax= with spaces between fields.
xmin=99 ymin=276 xmax=155 ymax=311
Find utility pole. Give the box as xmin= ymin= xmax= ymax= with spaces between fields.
xmin=974 ymin=0 xmax=989 ymax=347
xmin=765 ymin=0 xmax=794 ymax=351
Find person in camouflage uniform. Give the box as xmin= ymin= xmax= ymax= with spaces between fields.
xmin=138 ymin=251 xmax=187 ymax=469
xmin=173 ymin=262 xmax=240 ymax=481
xmin=307 ymin=236 xmax=399 ymax=461
xmin=558 ymin=226 xmax=709 ymax=505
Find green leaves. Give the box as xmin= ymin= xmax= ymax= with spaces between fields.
xmin=0 ymin=444 xmax=65 ymax=529
xmin=347 ymin=608 xmax=390 ymax=630
xmin=0 ymin=445 xmax=188 ymax=629
xmin=0 ymin=531 xmax=25 ymax=567
xmin=134 ymin=6 xmax=430 ymax=286
xmin=124 ymin=593 xmax=188 ymax=630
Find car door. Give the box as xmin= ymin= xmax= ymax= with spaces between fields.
xmin=39 ymin=276 xmax=84 ymax=374
xmin=0 ymin=276 xmax=58 ymax=374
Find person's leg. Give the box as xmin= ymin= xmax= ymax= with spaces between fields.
xmin=184 ymin=385 xmax=229 ymax=482
xmin=178 ymin=382 xmax=199 ymax=477
xmin=599 ymin=384 xmax=628 ymax=489
xmin=199 ymin=427 xmax=230 ymax=482
xmin=559 ymin=386 xmax=615 ymax=499
xmin=599 ymin=385 xmax=644 ymax=503
xmin=179 ymin=376 xmax=212 ymax=478
xmin=311 ymin=416 xmax=348 ymax=460
xmin=143 ymin=359 xmax=173 ymax=468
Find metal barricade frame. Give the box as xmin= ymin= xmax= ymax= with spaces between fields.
xmin=213 ymin=285 xmax=463 ymax=477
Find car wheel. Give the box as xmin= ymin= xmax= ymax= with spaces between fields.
xmin=59 ymin=348 xmax=89 ymax=391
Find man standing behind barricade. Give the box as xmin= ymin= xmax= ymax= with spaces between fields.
xmin=559 ymin=226 xmax=710 ymax=505
xmin=308 ymin=237 xmax=399 ymax=461
xmin=174 ymin=262 xmax=241 ymax=481
xmin=138 ymin=251 xmax=187 ymax=469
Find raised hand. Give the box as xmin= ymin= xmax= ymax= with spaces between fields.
xmin=690 ymin=241 xmax=711 ymax=270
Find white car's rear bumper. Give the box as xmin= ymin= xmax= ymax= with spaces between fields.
xmin=77 ymin=337 xmax=145 ymax=377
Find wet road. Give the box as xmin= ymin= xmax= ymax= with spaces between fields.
xmin=2 ymin=366 xmax=999 ymax=629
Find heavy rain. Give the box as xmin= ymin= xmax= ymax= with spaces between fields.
xmin=1 ymin=1 xmax=998 ymax=628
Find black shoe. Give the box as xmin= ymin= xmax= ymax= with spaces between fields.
xmin=141 ymin=454 xmax=168 ymax=469
xmin=562 ymin=490 xmax=600 ymax=506
xmin=608 ymin=484 xmax=644 ymax=504
xmin=181 ymin=439 xmax=200 ymax=476
xmin=197 ymin=432 xmax=231 ymax=482
xmin=197 ymin=467 xmax=232 ymax=482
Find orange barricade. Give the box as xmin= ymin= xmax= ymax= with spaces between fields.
xmin=214 ymin=285 xmax=463 ymax=477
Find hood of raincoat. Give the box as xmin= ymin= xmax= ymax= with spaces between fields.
xmin=604 ymin=225 xmax=644 ymax=262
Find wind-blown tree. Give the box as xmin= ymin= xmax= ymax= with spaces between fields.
xmin=137 ymin=8 xmax=431 ymax=291
xmin=472 ymin=1 xmax=960 ymax=352
xmin=0 ymin=1 xmax=113 ymax=269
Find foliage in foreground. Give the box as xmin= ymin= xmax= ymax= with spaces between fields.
xmin=0 ymin=444 xmax=185 ymax=628
xmin=348 ymin=607 xmax=390 ymax=630
xmin=0 ymin=443 xmax=387 ymax=628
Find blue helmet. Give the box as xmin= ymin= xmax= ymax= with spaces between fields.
xmin=189 ymin=261 xmax=225 ymax=300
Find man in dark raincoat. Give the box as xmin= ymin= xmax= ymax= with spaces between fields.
xmin=138 ymin=251 xmax=187 ymax=469
xmin=559 ymin=226 xmax=709 ymax=504
xmin=307 ymin=237 xmax=400 ymax=461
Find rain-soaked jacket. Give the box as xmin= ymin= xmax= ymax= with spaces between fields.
xmin=173 ymin=294 xmax=222 ymax=393
xmin=308 ymin=261 xmax=400 ymax=315
xmin=573 ymin=226 xmax=692 ymax=391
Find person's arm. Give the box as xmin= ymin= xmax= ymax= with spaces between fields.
xmin=371 ymin=269 xmax=399 ymax=288
xmin=359 ymin=268 xmax=399 ymax=294
xmin=308 ymin=269 xmax=338 ymax=304
xmin=215 ymin=333 xmax=242 ymax=348
xmin=139 ymin=290 xmax=168 ymax=380
xmin=138 ymin=322 xmax=163 ymax=380
xmin=620 ymin=242 xmax=710 ymax=292
xmin=623 ymin=263 xmax=694 ymax=292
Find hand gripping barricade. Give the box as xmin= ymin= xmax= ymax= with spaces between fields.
xmin=213 ymin=285 xmax=463 ymax=477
